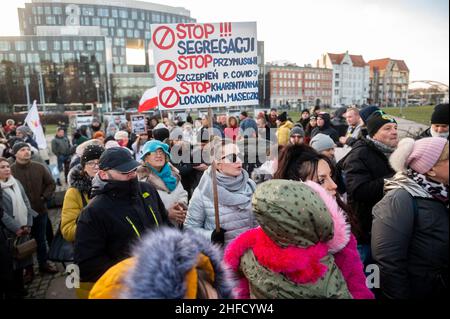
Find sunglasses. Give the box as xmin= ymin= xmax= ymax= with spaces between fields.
xmin=220 ymin=153 xmax=242 ymax=163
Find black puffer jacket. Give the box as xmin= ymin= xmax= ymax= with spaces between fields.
xmin=372 ymin=188 xmax=448 ymax=299
xmin=74 ymin=178 xmax=170 ymax=282
xmin=339 ymin=138 xmax=395 ymax=244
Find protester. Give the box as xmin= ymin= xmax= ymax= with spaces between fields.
xmin=182 ymin=122 xmax=194 ymax=144
xmin=106 ymin=122 xmax=118 ymax=138
xmin=74 ymin=147 xmax=170 ymax=298
xmin=224 ymin=179 xmax=373 ymax=299
xmin=372 ymin=137 xmax=449 ymax=299
xmin=184 ymin=140 xmax=257 ymax=247
xmin=88 ymin=227 xmax=234 ymax=299
xmin=51 ymin=127 xmax=72 ymax=185
xmin=3 ymin=119 xmax=16 ymax=136
xmin=15 ymin=126 xmax=38 ymax=150
xmin=339 ymin=110 xmax=398 ymax=265
xmin=131 ymin=132 xmax=149 ymax=161
xmin=310 ymin=133 xmax=336 ymax=162
xmin=152 ymin=123 xmax=170 ymax=142
xmin=304 ymin=115 xmax=317 ymax=144
xmin=224 ymin=116 xmax=239 ymax=142
xmin=73 ymin=125 xmax=89 ymax=146
xmin=0 ymin=157 xmax=36 ymax=298
xmin=267 ymin=109 xmax=278 ymax=129
xmin=339 ymin=107 xmax=363 ymax=146
xmin=256 ymin=116 xmax=275 ymax=145
xmin=10 ymin=143 xmax=57 ymax=275
xmin=61 ymin=145 xmax=105 ymax=242
xmin=92 ymin=131 xmax=105 ymax=145
xmin=137 ymin=140 xmax=188 ymax=227
xmin=276 ymin=112 xmax=294 ymax=146
xmin=239 ymin=112 xmax=257 ymax=139
xmin=69 ymin=139 xmax=104 ymax=170
xmin=331 ymin=106 xmax=349 ymax=138
xmin=289 ymin=126 xmax=305 ymax=145
xmin=311 ymin=112 xmax=339 ymax=144
xmin=0 ymin=191 xmax=16 ymax=299
xmin=298 ymin=109 xmax=310 ymax=130
xmin=418 ymin=103 xmax=449 ymax=139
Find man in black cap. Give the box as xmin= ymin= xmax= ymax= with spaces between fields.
xmin=74 ymin=147 xmax=171 ymax=297
xmin=339 ymin=110 xmax=397 ymax=266
xmin=418 ymin=103 xmax=449 ymax=140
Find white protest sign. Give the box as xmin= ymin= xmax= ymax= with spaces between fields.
xmin=151 ymin=22 xmax=259 ymax=110
xmin=131 ymin=114 xmax=147 ymax=135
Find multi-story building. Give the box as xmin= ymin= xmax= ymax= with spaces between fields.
xmin=0 ymin=0 xmax=196 ymax=112
xmin=368 ymin=58 xmax=409 ymax=107
xmin=317 ymin=51 xmax=370 ymax=107
xmin=264 ymin=62 xmax=333 ymax=109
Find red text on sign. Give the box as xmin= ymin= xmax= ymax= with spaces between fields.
xmin=176 ymin=23 xmax=215 ymax=39
xmin=179 ymin=82 xmax=211 ymax=94
xmin=178 ymin=54 xmax=213 ymax=70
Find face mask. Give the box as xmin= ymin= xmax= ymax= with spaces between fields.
xmin=431 ymin=129 xmax=449 ymax=139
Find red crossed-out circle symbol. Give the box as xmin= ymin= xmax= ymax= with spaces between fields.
xmin=157 ymin=60 xmax=177 ymax=81
xmin=152 ymin=26 xmax=175 ymax=50
xmin=159 ymin=87 xmax=179 ymax=108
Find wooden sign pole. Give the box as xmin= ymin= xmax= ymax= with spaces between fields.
xmin=208 ymin=108 xmax=221 ymax=232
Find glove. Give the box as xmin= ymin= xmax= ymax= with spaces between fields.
xmin=211 ymin=228 xmax=226 ymax=246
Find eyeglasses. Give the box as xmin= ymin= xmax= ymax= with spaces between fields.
xmin=85 ymin=160 xmax=100 ymax=167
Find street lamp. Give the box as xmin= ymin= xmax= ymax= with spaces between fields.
xmin=94 ymin=78 xmax=100 ymax=118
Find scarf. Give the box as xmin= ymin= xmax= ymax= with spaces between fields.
xmin=1 ymin=177 xmax=28 ymax=227
xmin=202 ymin=167 xmax=256 ymax=209
xmin=366 ymin=136 xmax=396 ymax=157
xmin=384 ymin=172 xmax=431 ymax=198
xmin=149 ymin=163 xmax=177 ymax=192
xmin=407 ymin=169 xmax=449 ymax=206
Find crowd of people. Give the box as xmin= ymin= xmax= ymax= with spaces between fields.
xmin=0 ymin=103 xmax=448 ymax=299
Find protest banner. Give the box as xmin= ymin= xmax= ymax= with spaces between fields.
xmin=131 ymin=114 xmax=147 ymax=135
xmin=151 ymin=22 xmax=259 ymax=110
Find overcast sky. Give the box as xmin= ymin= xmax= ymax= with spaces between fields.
xmin=1 ymin=0 xmax=448 ymax=85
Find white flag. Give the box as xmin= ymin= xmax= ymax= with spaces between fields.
xmin=24 ymin=100 xmax=47 ymax=149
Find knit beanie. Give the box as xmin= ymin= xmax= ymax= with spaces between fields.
xmin=152 ymin=123 xmax=170 ymax=142
xmin=12 ymin=142 xmax=30 ymax=155
xmin=366 ymin=110 xmax=397 ymax=137
xmin=289 ymin=126 xmax=305 ymax=138
xmin=360 ymin=106 xmax=380 ymax=125
xmin=390 ymin=137 xmax=448 ymax=174
xmin=431 ymin=104 xmax=449 ymax=125
xmin=310 ymin=133 xmax=336 ymax=153
xmin=81 ymin=144 xmax=105 ymax=168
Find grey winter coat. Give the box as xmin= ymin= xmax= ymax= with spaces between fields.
xmin=372 ymin=186 xmax=448 ymax=299
xmin=51 ymin=135 xmax=72 ymax=157
xmin=184 ymin=167 xmax=258 ymax=246
xmin=1 ymin=180 xmax=36 ymax=234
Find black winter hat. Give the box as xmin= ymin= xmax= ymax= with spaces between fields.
xmin=12 ymin=142 xmax=30 ymax=155
xmin=431 ymin=103 xmax=449 ymax=125
xmin=366 ymin=110 xmax=397 ymax=137
xmin=277 ymin=112 xmax=287 ymax=122
xmin=81 ymin=144 xmax=105 ymax=167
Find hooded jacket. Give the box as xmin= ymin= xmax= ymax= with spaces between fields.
xmin=89 ymin=227 xmax=234 ymax=299
xmin=276 ymin=120 xmax=294 ymax=146
xmin=60 ymin=165 xmax=91 ymax=242
xmin=311 ymin=113 xmax=340 ymax=143
xmin=74 ymin=177 xmax=170 ymax=284
xmin=224 ymin=180 xmax=372 ymax=299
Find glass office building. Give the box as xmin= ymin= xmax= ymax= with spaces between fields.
xmin=1 ymin=0 xmax=196 ymax=111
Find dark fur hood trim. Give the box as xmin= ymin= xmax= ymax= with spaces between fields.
xmin=67 ymin=164 xmax=92 ymax=194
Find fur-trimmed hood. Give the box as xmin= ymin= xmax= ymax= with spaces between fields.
xmin=67 ymin=164 xmax=92 ymax=194
xmin=121 ymin=227 xmax=235 ymax=299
